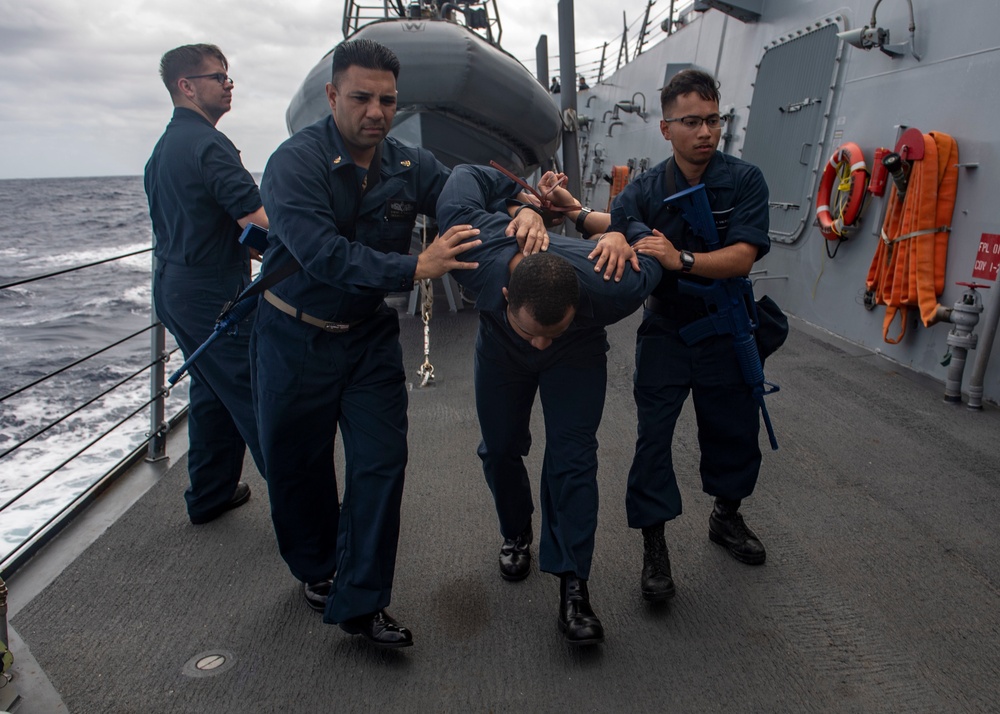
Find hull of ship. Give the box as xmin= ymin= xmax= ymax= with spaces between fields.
xmin=570 ymin=0 xmax=1000 ymax=404
xmin=285 ymin=19 xmax=562 ymax=175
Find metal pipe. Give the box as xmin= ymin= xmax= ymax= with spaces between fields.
xmin=557 ymin=0 xmax=582 ymax=229
xmin=148 ymin=258 xmax=168 ymax=462
xmin=967 ymin=283 xmax=1000 ymax=409
xmin=535 ymin=34 xmax=549 ymax=87
xmin=942 ymin=287 xmax=984 ymax=403
xmin=0 ymin=577 xmax=9 ymax=673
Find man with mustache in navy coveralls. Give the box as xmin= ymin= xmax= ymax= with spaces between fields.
xmin=437 ymin=164 xmax=664 ymax=645
xmin=252 ymin=39 xmax=495 ymax=649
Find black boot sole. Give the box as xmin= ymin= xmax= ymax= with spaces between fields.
xmin=708 ymin=529 xmax=767 ymax=565
xmin=499 ymin=567 xmax=530 ymax=582
xmin=641 ymin=583 xmax=676 ymax=602
xmin=338 ymin=623 xmax=414 ymax=649
xmin=557 ymin=618 xmax=605 ymax=646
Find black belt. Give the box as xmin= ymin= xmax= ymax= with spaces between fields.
xmin=645 ymin=294 xmax=708 ymax=324
xmin=263 ymin=290 xmax=371 ymax=333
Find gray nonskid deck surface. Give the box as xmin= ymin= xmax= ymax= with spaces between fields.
xmin=11 ymin=293 xmax=1000 ymax=713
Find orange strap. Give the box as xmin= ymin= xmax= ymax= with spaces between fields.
xmin=607 ymin=166 xmax=630 ymax=211
xmin=487 ymin=160 xmax=576 ymax=213
xmin=865 ymin=132 xmax=959 ymax=343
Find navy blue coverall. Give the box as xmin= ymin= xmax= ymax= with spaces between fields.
xmin=252 ymin=116 xmax=450 ymax=624
xmin=438 ymin=165 xmax=663 ymax=580
xmin=144 ymin=107 xmax=264 ymax=521
xmin=609 ymin=152 xmax=770 ymax=528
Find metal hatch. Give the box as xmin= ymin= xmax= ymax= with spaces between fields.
xmin=741 ymin=20 xmax=843 ymax=244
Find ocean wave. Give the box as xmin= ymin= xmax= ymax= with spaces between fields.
xmin=21 ymin=243 xmax=152 ymax=270
xmin=0 ymin=175 xmax=190 ymax=565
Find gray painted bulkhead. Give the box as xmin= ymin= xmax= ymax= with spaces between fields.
xmin=573 ymin=0 xmax=1000 ymax=404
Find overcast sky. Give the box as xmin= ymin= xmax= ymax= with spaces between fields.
xmin=0 ymin=0 xmax=667 ymax=180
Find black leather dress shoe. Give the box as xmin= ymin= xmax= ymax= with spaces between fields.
xmin=709 ymin=498 xmax=766 ymax=565
xmin=339 ymin=609 xmax=413 ymax=648
xmin=641 ymin=524 xmax=676 ymax=601
xmin=303 ymin=579 xmax=334 ymax=613
xmin=499 ymin=523 xmax=533 ymax=581
xmin=558 ymin=574 xmax=604 ymax=646
xmin=189 ymin=482 xmax=251 ymax=525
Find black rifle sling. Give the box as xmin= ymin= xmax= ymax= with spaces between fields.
xmin=664 ymin=156 xmax=677 ymax=197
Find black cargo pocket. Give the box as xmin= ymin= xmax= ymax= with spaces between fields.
xmin=634 ymin=335 xmax=671 ymax=387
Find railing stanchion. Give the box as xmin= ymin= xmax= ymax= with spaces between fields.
xmin=147 ymin=275 xmax=168 ymax=463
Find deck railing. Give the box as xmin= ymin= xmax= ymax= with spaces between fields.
xmin=0 ymin=250 xmax=187 ymax=577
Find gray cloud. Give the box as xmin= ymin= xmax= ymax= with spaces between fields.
xmin=0 ymin=0 xmax=654 ymax=179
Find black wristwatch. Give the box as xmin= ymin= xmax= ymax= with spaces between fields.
xmin=575 ymin=206 xmax=593 ymax=234
xmin=679 ymin=250 xmax=695 ymax=273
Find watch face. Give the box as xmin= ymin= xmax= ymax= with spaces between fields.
xmin=680 ymin=250 xmax=695 ymax=271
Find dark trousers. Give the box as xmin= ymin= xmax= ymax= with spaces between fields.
xmin=251 ymin=301 xmax=407 ymax=623
xmin=474 ymin=313 xmax=607 ymax=580
xmin=626 ymin=310 xmax=762 ymax=528
xmin=153 ymin=261 xmax=263 ymax=520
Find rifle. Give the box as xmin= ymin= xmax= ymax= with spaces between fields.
xmin=167 ymin=223 xmax=298 ymax=385
xmin=664 ymin=184 xmax=780 ymax=450
xmin=167 ymin=291 xmax=258 ymax=385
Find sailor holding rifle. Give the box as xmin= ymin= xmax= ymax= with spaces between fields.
xmin=539 ymin=69 xmax=779 ymax=605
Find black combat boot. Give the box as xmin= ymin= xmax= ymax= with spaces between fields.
xmin=558 ymin=574 xmax=605 ymax=646
xmin=498 ymin=523 xmax=533 ymax=581
xmin=640 ymin=523 xmax=676 ymax=601
xmin=708 ymin=498 xmax=766 ymax=565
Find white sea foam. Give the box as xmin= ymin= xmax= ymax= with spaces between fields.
xmin=0 ymin=175 xmax=196 ymax=566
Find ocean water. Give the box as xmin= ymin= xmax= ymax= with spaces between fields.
xmin=0 ymin=175 xmax=188 ymax=565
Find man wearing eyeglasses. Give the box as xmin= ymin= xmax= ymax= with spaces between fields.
xmin=145 ymin=44 xmax=268 ymax=527
xmin=541 ymin=69 xmax=772 ymax=602
xmin=614 ymin=68 xmax=772 ymax=601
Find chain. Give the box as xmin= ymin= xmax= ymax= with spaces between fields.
xmin=416 ymin=221 xmax=435 ymax=387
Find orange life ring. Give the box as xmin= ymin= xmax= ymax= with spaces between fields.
xmin=816 ymin=142 xmax=869 ymax=240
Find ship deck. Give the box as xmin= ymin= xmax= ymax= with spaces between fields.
xmin=6 ymin=291 xmax=1000 ymax=713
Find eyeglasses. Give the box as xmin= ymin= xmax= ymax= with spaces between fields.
xmin=663 ymin=114 xmax=727 ymax=130
xmin=184 ymin=73 xmax=234 ymax=86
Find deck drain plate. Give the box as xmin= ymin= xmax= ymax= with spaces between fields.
xmin=181 ymin=649 xmax=236 ymax=678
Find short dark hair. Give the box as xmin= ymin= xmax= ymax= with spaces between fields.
xmin=332 ymin=39 xmax=401 ymax=85
xmin=660 ymin=69 xmax=720 ymax=114
xmin=159 ymin=44 xmax=228 ymax=97
xmin=507 ymin=253 xmax=579 ymax=326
